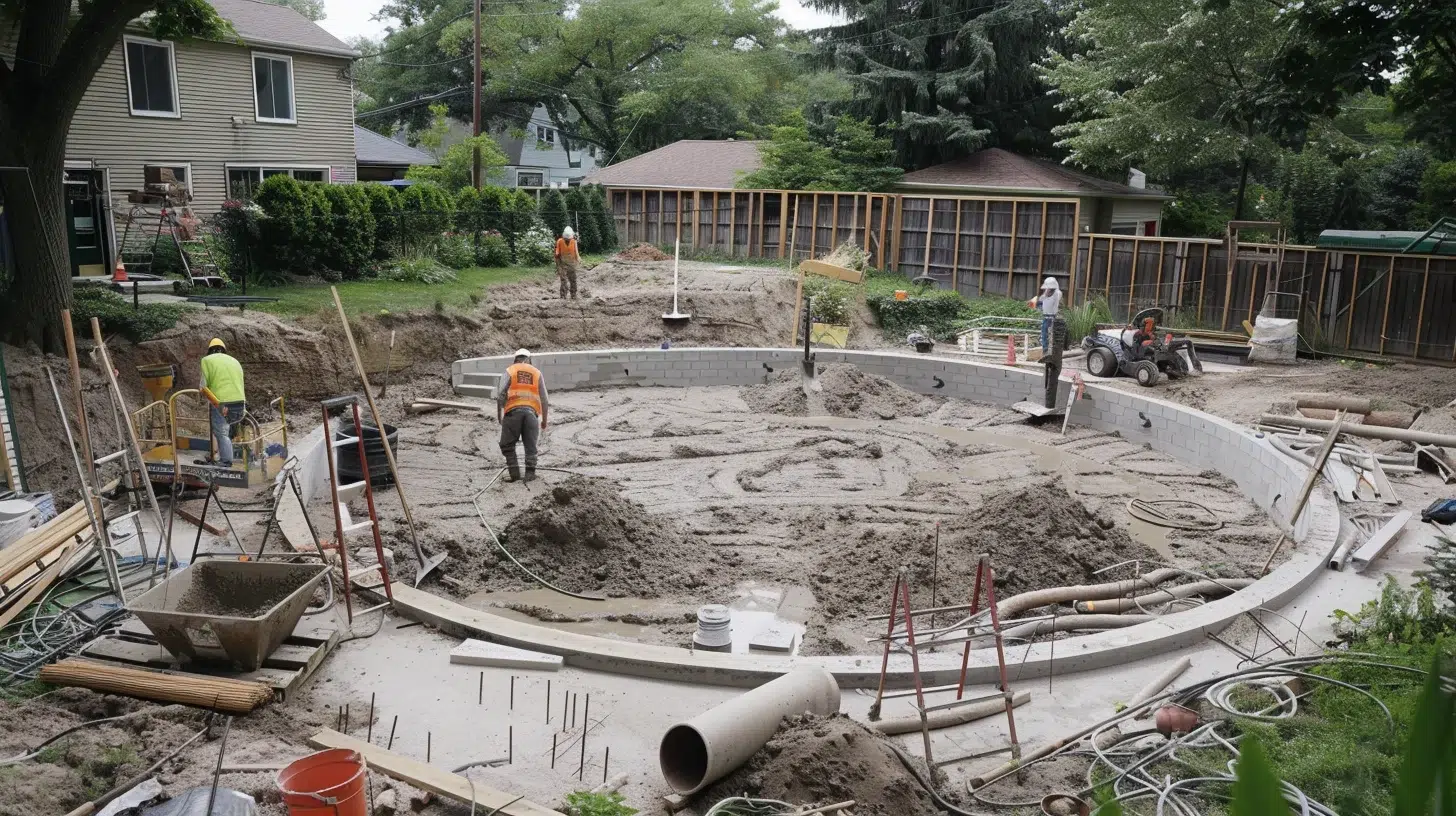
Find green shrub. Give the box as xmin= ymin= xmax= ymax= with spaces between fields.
xmin=519 ymin=224 xmax=554 ymax=265
xmin=564 ymin=790 xmax=637 ymax=816
xmin=587 ymin=185 xmax=616 ymax=248
xmin=70 ymin=287 xmax=184 ymax=342
xmin=379 ymin=254 xmax=457 ymax=284
xmin=399 ymin=182 xmax=454 ymax=247
xmin=866 ymin=282 xmax=965 ymax=339
xmin=213 ymin=200 xmax=262 ymax=283
xmin=454 ymin=186 xmax=487 ymax=234
xmin=318 ymin=184 xmax=376 ymax=278
xmin=434 ymin=233 xmax=474 ymax=269
xmin=567 ymin=187 xmax=600 ymax=252
xmin=1062 ymin=297 xmax=1113 ymax=344
xmin=803 ymin=274 xmax=855 ymax=325
xmin=360 ymin=183 xmax=401 ymax=258
xmin=540 ymin=188 xmax=569 ymax=237
xmin=478 ymin=185 xmax=511 ymax=234
xmin=504 ymin=190 xmax=540 ymax=261
xmin=254 ymin=174 xmax=327 ymax=274
xmin=475 ymin=231 xmax=511 ymax=267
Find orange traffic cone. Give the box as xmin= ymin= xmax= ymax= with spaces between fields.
xmin=111 ymin=258 xmax=128 ymax=282
xmin=1005 ymin=334 xmax=1017 ymax=366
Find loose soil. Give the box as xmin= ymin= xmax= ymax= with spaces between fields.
xmin=742 ymin=364 xmax=940 ymax=420
xmin=614 ymin=243 xmax=672 ymax=261
xmin=700 ymin=713 xmax=940 ymax=816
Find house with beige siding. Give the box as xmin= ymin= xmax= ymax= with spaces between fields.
xmin=3 ymin=0 xmax=357 ymax=277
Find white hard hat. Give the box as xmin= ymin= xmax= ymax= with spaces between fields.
xmin=1042 ymin=277 xmax=1060 ymax=290
xmin=563 ymin=226 xmax=575 ymax=239
xmin=514 ymin=348 xmax=531 ymax=358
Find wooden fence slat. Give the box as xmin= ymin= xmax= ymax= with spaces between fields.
xmin=923 ymin=198 xmax=934 ymax=277
xmin=1414 ymin=258 xmax=1430 ymax=359
xmin=1197 ymin=243 xmax=1210 ymax=324
xmin=1129 ymin=239 xmax=1141 ymax=317
xmin=1154 ymin=241 xmax=1165 ymax=307
xmin=1345 ymin=256 xmax=1360 ymax=350
xmin=1316 ymin=252 xmax=1330 ymax=337
xmin=952 ymin=200 xmax=963 ymax=292
xmin=978 ymin=202 xmax=990 ymax=296
xmin=1007 ymin=202 xmax=1019 ymax=297
xmin=1379 ymin=256 xmax=1396 ymax=355
xmin=1037 ymin=202 xmax=1049 ymax=281
xmin=1068 ymin=200 xmax=1082 ymax=302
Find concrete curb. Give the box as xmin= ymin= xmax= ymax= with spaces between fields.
xmin=281 ymin=348 xmax=1338 ymax=689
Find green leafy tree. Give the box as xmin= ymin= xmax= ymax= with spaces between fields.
xmin=0 ymin=0 xmax=231 ymax=349
xmin=1044 ymin=0 xmax=1311 ymax=219
xmin=1281 ymin=151 xmax=1340 ymax=243
xmin=318 ymin=185 xmax=377 ymax=278
xmin=1369 ymin=147 xmax=1431 ymax=229
xmin=566 ymin=188 xmax=600 ymax=252
xmin=406 ymin=137 xmax=508 ymax=192
xmin=807 ymin=0 xmax=1070 ymax=167
xmin=540 ymin=189 xmax=569 ymax=237
xmin=740 ymin=113 xmax=903 ymax=191
xmin=588 ymin=186 xmax=618 ymax=249
xmin=1417 ymin=160 xmax=1456 ymax=225
xmin=1275 ymin=0 xmax=1456 ymax=156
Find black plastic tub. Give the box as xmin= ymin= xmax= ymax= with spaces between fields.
xmin=336 ymin=422 xmax=398 ymax=486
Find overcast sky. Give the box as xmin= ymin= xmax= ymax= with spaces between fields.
xmin=318 ymin=0 xmax=839 ymax=43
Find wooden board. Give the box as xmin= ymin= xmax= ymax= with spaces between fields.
xmin=1011 ymin=401 xmax=1064 ymax=418
xmin=84 ymin=617 xmax=339 ymax=700
xmin=798 ymin=259 xmax=863 ymax=284
xmin=306 ymin=729 xmax=561 ymax=816
xmin=1350 ymin=511 xmax=1412 ymax=572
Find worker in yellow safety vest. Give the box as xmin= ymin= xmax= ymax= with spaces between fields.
xmin=198 ymin=337 xmax=247 ymax=468
xmin=496 ymin=348 xmax=549 ymax=482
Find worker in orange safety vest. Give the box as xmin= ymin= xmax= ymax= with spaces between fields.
xmin=555 ymin=226 xmax=580 ymax=300
xmin=496 ymin=348 xmax=549 ymax=482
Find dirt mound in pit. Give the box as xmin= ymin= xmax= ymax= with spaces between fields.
xmin=806 ymin=477 xmax=1156 ymax=636
xmin=700 ymin=713 xmax=939 ymax=816
xmin=615 ymin=242 xmax=672 ymax=261
xmin=497 ymin=475 xmax=701 ymax=597
xmin=741 ymin=364 xmax=938 ymax=419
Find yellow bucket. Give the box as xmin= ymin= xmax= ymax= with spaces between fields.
xmin=137 ymin=363 xmax=175 ymax=403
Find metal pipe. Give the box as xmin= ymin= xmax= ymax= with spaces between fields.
xmin=659 ymin=666 xmax=839 ymax=794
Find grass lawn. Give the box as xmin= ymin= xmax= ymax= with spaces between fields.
xmin=244 ymin=257 xmax=603 ymax=319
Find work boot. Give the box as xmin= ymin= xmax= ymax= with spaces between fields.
xmin=504 ymin=465 xmax=522 ymax=483
xmin=523 ymin=468 xmax=536 ymax=483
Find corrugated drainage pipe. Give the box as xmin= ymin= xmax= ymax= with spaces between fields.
xmin=659 ymin=666 xmax=840 ymax=795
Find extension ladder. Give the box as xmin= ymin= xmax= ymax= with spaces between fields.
xmin=320 ymin=396 xmax=395 ymax=622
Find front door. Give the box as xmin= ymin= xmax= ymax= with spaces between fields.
xmin=64 ymin=168 xmax=110 ymax=277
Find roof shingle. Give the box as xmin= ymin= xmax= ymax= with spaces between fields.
xmin=899 ymin=148 xmax=1167 ymax=198
xmin=584 ymin=140 xmax=762 ymax=190
xmin=206 ymin=0 xmax=357 ymax=58
xmin=354 ymin=126 xmax=438 ymax=167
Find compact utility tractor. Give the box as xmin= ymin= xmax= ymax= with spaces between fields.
xmin=1082 ymin=307 xmax=1203 ymax=387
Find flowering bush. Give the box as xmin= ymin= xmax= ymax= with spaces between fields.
xmin=476 ymin=230 xmax=511 ymax=267
xmin=519 ymin=224 xmax=554 ymax=265
xmin=434 ymin=232 xmax=474 ymax=269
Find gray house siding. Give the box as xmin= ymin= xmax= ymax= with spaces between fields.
xmin=64 ymin=37 xmax=356 ymax=215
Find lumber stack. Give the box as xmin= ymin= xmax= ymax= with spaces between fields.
xmin=40 ymin=659 xmax=274 ymax=714
xmin=0 ymin=501 xmax=93 ymax=612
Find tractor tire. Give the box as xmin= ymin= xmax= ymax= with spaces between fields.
xmin=1135 ymin=360 xmax=1160 ymax=387
xmin=1087 ymin=347 xmax=1118 ymax=378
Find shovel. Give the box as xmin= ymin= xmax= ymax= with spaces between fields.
xmin=801 ymin=297 xmax=821 ymax=396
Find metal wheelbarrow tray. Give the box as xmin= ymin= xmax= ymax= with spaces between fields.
xmin=127 ymin=560 xmax=329 ymax=671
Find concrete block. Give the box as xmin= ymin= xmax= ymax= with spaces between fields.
xmin=450 ymin=638 xmax=563 ymax=671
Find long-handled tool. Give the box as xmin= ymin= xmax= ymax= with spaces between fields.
xmin=332 ymin=288 xmax=446 ymax=585
xmin=800 ymin=296 xmax=820 ymax=397
xmin=380 ymin=330 xmax=396 ymax=398
xmin=662 ymin=239 xmax=690 ymax=321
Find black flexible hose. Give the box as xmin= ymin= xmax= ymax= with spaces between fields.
xmin=887 ymin=743 xmax=983 ymax=816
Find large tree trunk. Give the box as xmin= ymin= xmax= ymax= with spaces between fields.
xmin=0 ymin=117 xmax=72 ymax=353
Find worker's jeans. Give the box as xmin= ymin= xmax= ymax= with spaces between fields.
xmin=499 ymin=407 xmax=540 ymax=474
xmin=210 ymin=401 xmax=246 ymax=466
xmin=1041 ymin=315 xmax=1055 ymax=350
xmin=557 ymin=258 xmax=578 ymax=299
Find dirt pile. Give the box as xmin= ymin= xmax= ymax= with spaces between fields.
xmin=741 ymin=364 xmax=938 ymax=419
xmin=615 ymin=243 xmax=671 ymax=261
xmin=805 ymin=477 xmax=1156 ymax=634
xmin=492 ymin=475 xmax=704 ymax=597
xmin=701 ymin=713 xmax=939 ymax=815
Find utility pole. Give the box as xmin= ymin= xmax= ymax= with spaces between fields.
xmin=471 ymin=0 xmax=482 ymax=189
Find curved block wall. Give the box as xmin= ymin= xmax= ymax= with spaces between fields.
xmin=373 ymin=348 xmax=1339 ymax=686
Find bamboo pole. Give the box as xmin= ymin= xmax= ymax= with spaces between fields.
xmin=1345 ymin=256 xmax=1360 ymax=349
xmin=1378 ymin=255 xmax=1396 ymax=355
xmin=40 ymin=659 xmax=273 ymax=714
xmin=978 ymin=202 xmax=990 ymax=296
xmin=1413 ymin=258 xmax=1430 ymax=360
xmin=331 ymin=287 xmax=424 ymax=573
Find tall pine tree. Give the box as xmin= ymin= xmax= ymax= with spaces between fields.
xmin=806 ymin=0 xmax=1069 ymax=169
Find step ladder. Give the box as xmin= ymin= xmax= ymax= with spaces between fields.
xmin=867 ymin=556 xmax=1022 ymax=769
xmin=118 ymin=204 xmax=225 ymax=288
xmin=320 ymin=396 xmax=395 ymax=622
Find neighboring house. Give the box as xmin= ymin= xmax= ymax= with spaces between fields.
xmin=2 ymin=0 xmax=358 ymax=277
xmin=897 ymin=149 xmax=1170 ymax=236
xmin=355 ymin=125 xmax=437 ymax=182
xmin=583 ymin=139 xmax=763 ymax=190
xmin=495 ymin=105 xmax=599 ymax=188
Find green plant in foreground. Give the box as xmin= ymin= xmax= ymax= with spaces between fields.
xmin=564 ymin=790 xmax=637 ymax=816
xmin=70 ymin=287 xmax=185 ymax=342
xmin=1063 ymin=298 xmax=1113 ymax=344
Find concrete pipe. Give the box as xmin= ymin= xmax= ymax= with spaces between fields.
xmin=659 ymin=666 xmax=840 ymax=795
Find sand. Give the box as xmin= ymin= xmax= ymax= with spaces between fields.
xmin=742 ymin=364 xmax=940 ymax=420
xmin=614 ymin=243 xmax=671 ymax=261
xmin=700 ymin=713 xmax=940 ymax=815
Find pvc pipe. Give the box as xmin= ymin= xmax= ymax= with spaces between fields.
xmin=1258 ymin=413 xmax=1456 ymax=448
xmin=1074 ymin=579 xmax=1254 ymax=614
xmin=1129 ymin=657 xmax=1192 ymax=708
xmin=1001 ymin=614 xmax=1151 ymax=641
xmin=871 ymin=690 xmax=1030 ymax=735
xmin=1295 ymin=396 xmax=1371 ymax=413
xmin=659 ymin=666 xmax=840 ymax=794
xmin=926 ymin=569 xmax=1183 ymax=641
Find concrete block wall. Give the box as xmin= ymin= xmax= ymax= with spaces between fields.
xmin=454 ymin=348 xmax=1320 ymax=539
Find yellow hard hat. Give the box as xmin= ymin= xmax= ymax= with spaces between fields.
xmin=208 ymin=338 xmax=226 ymax=351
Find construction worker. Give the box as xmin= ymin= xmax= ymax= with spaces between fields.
xmin=497 ymin=349 xmax=549 ymax=482
xmin=555 ymin=226 xmax=579 ymax=300
xmin=1028 ymin=276 xmax=1062 ymax=352
xmin=198 ymin=338 xmax=246 ymax=468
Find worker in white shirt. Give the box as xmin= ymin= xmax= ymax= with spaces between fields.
xmin=1028 ymin=277 xmax=1062 ymax=352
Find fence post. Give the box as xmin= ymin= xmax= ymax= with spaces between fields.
xmin=1378 ymin=255 xmax=1396 ymax=355
xmin=978 ymin=201 xmax=990 ymax=297
xmin=1414 ymin=257 xmax=1430 ymax=360
xmin=1344 ymin=255 xmax=1360 ymax=350
xmin=1036 ymin=201 xmax=1048 ymax=282
xmin=951 ymin=200 xmax=963 ymax=294
xmin=1007 ymin=201 xmax=1019 ymax=297
xmin=923 ymin=198 xmax=934 ymax=279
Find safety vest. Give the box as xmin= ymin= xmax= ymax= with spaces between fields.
xmin=503 ymin=363 xmax=543 ymax=415
xmin=200 ymin=353 xmax=246 ymax=404
xmin=555 ymin=238 xmax=578 ymax=261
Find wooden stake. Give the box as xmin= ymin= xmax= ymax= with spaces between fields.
xmin=1261 ymin=411 xmax=1346 ymax=575
xmin=1413 ymin=258 xmax=1430 ymax=360
xmin=331 ymin=287 xmax=425 ymax=573
xmin=1345 ymin=256 xmax=1360 ymax=349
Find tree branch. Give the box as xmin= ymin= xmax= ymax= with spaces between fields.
xmin=625 ymin=38 xmax=686 ymax=73
xmin=43 ymin=0 xmax=155 ymax=125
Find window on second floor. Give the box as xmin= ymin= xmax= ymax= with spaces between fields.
xmin=253 ymin=53 xmax=296 ymax=124
xmin=536 ymin=126 xmax=554 ymax=147
xmin=124 ymin=37 xmax=179 ymax=117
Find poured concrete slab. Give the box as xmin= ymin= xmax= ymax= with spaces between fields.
xmin=749 ymin=624 xmax=797 ymax=653
xmin=449 ymin=638 xmax=563 ymax=671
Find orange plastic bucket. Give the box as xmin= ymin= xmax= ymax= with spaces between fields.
xmin=277 ymin=749 xmax=369 ymax=816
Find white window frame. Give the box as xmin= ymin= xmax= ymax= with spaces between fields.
xmin=251 ymin=52 xmax=297 ymax=124
xmin=516 ymin=170 xmax=545 ymax=187
xmin=122 ymin=35 xmax=181 ymax=119
xmin=225 ymin=163 xmax=332 ymax=197
xmin=143 ymin=162 xmax=194 ymax=197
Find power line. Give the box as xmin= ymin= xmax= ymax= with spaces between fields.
xmin=355 ymin=87 xmax=470 ymax=119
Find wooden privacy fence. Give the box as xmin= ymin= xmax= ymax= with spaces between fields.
xmin=607 ymin=186 xmax=1455 ymax=363
xmin=608 ymin=187 xmax=1081 ymax=300
xmin=1075 ymin=235 xmax=1456 ymax=363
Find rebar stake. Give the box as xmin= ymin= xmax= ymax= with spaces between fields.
xmin=551 ymin=734 xmax=557 ymax=769
xmin=387 ymin=715 xmax=398 ymax=750
xmin=479 ymin=671 xmax=483 ymax=705
xmin=510 ymin=676 xmax=515 ymax=710
xmin=603 ymin=746 xmax=609 ymax=784
xmin=367 ymin=693 xmax=375 ymax=743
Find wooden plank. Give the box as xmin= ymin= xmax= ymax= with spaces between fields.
xmin=728 ymin=191 xmax=737 ymax=258
xmin=799 ymin=259 xmax=864 ymax=284
xmin=1154 ymin=241 xmax=1165 ymax=306
xmin=831 ymin=192 xmax=840 ymax=248
xmin=1197 ymin=243 xmax=1210 ymax=323
xmin=778 ymin=191 xmax=788 ymax=258
xmin=0 ymin=542 xmax=73 ymax=632
xmin=307 ymin=729 xmax=560 ymax=816
xmin=415 ymin=398 xmax=485 ymax=411
xmin=1068 ymin=200 xmax=1082 ymax=304
xmin=657 ymin=189 xmax=665 ymax=245
xmin=923 ymin=197 xmax=934 ymax=277
xmin=1345 ymin=256 xmax=1360 ymax=349
xmin=1036 ymin=201 xmax=1049 ymax=279
xmin=1350 ymin=511 xmax=1413 ymax=572
xmin=1007 ymin=201 xmax=1018 ymax=296
xmin=891 ymin=195 xmax=902 ymax=270
xmin=1247 ymin=261 xmax=1260 ymax=328
xmin=177 ymin=507 xmax=224 ymax=536
xmin=810 ymin=193 xmax=819 ymax=257
xmin=1378 ymin=255 xmax=1396 ymax=355
xmin=951 ymin=199 xmax=963 ymax=292
xmin=854 ymin=195 xmax=865 ymax=254
xmin=978 ymin=201 xmax=990 ymax=296
xmin=1105 ymin=237 xmax=1113 ymax=303
xmin=1128 ymin=239 xmax=1140 ymax=315
xmin=756 ymin=192 xmax=765 ymax=257
xmin=1316 ymin=252 xmax=1330 ymax=336
xmin=674 ymin=189 xmax=682 ymax=245
xmin=1221 ymin=229 xmax=1236 ymax=331
xmin=1414 ymin=258 xmax=1430 ymax=359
